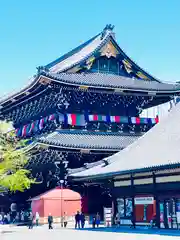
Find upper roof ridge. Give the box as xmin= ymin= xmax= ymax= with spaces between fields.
xmin=101 ymin=24 xmax=115 ymax=40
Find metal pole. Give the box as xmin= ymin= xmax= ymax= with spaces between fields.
xmin=60 ymin=180 xmax=64 ymax=227
xmin=61 ymin=181 xmax=63 ymax=227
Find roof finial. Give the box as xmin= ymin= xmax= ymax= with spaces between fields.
xmin=104 ymin=24 xmax=114 ymax=31
xmin=37 ymin=66 xmax=49 ymax=74
xmin=101 ymin=24 xmax=115 ymax=40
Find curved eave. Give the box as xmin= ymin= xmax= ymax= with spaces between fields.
xmin=36 ymin=130 xmax=139 ymax=151
xmin=41 ymin=72 xmax=180 ymax=95
xmin=68 ymin=161 xmax=105 ymax=176
xmin=0 ymin=75 xmax=42 ymax=107
xmin=71 ymin=163 xmax=180 ymax=182
xmin=0 ymin=72 xmax=179 ymax=110
xmin=35 ymin=141 xmax=121 ymax=152
xmin=109 ymin=37 xmax=161 ymax=83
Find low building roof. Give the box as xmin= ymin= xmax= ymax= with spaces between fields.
xmin=38 ymin=130 xmax=140 ymax=151
xmin=30 ymin=188 xmax=81 ymax=201
xmin=71 ymin=104 xmax=180 ymax=179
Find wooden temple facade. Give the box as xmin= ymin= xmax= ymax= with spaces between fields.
xmin=0 ymin=25 xmax=180 ymax=216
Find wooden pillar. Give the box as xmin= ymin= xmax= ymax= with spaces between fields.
xmin=131 ymin=174 xmax=135 ymax=222
xmin=111 ymin=196 xmax=117 ymax=225
xmin=153 ymin=172 xmax=160 ymax=228
xmin=110 ymin=180 xmax=117 ymax=225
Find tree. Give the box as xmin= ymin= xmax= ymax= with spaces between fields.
xmin=0 ymin=121 xmax=35 ymax=192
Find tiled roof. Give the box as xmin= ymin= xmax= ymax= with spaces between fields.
xmin=45 ymin=34 xmax=100 ymax=70
xmin=71 ymin=104 xmax=180 ymax=179
xmin=68 ymin=160 xmax=106 ymax=176
xmin=1 ymin=26 xmax=179 ymax=106
xmin=38 ymin=130 xmax=140 ymax=150
xmin=68 ymin=160 xmax=104 ymax=175
xmin=42 ymin=72 xmax=180 ymax=92
xmin=44 ymin=25 xmax=159 ymax=83
xmin=46 ymin=31 xmax=112 ymax=73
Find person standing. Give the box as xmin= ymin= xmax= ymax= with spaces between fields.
xmin=96 ymin=213 xmax=100 ymax=227
xmin=20 ymin=211 xmax=24 ymax=223
xmin=7 ymin=213 xmax=10 ymax=224
xmin=75 ymin=211 xmax=81 ymax=229
xmin=3 ymin=214 xmax=8 ymax=224
xmin=0 ymin=213 xmax=3 ymax=224
xmin=63 ymin=212 xmax=68 ymax=228
xmin=28 ymin=212 xmax=34 ymax=229
xmin=150 ymin=214 xmax=156 ymax=228
xmin=92 ymin=216 xmax=96 ymax=228
xmin=48 ymin=213 xmax=53 ymax=229
xmin=80 ymin=212 xmax=85 ymax=228
xmin=35 ymin=212 xmax=40 ymax=226
xmin=115 ymin=212 xmax=120 ymax=227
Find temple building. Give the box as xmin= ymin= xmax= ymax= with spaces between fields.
xmin=71 ymin=103 xmax=180 ymax=229
xmin=0 ymin=24 xmax=180 ymax=214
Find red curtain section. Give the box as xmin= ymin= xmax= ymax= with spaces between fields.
xmin=147 ymin=205 xmax=153 ymax=221
xmin=31 ymin=199 xmax=44 ymax=217
xmin=32 ymin=199 xmax=81 ymax=218
xmin=81 ymin=196 xmax=88 ymax=214
xmin=135 ymin=205 xmax=144 ymax=221
xmin=135 ymin=204 xmax=154 ymax=222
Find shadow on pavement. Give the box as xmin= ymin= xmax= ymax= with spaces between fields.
xmin=76 ymin=226 xmax=180 ymax=237
xmin=1 ymin=231 xmax=15 ymax=234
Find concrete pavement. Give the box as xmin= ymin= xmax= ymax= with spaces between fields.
xmin=1 ymin=225 xmax=180 ymax=240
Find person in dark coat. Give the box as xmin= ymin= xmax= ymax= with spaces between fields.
xmin=96 ymin=213 xmax=100 ymax=227
xmin=80 ymin=212 xmax=85 ymax=228
xmin=28 ymin=212 xmax=34 ymax=229
xmin=75 ymin=211 xmax=81 ymax=229
xmin=130 ymin=211 xmax=136 ymax=229
xmin=92 ymin=216 xmax=96 ymax=228
xmin=63 ymin=212 xmax=68 ymax=228
xmin=48 ymin=213 xmax=53 ymax=229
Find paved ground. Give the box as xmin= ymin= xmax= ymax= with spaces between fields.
xmin=1 ymin=225 xmax=180 ymax=240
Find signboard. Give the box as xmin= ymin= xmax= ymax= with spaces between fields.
xmin=135 ymin=197 xmax=154 ymax=205
xmin=104 ymin=207 xmax=112 ymax=227
xmin=10 ymin=203 xmax=17 ymax=212
xmin=160 ymin=203 xmax=164 ymax=223
xmin=176 ymin=202 xmax=180 ymax=223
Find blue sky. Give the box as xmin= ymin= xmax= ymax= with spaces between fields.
xmin=0 ymin=0 xmax=180 ymax=95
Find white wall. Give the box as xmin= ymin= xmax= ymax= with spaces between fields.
xmin=140 ymin=99 xmax=176 ymax=121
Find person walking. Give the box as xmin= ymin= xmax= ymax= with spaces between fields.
xmin=75 ymin=211 xmax=81 ymax=229
xmin=115 ymin=212 xmax=120 ymax=227
xmin=130 ymin=211 xmax=136 ymax=229
xmin=35 ymin=212 xmax=40 ymax=226
xmin=48 ymin=213 xmax=53 ymax=229
xmin=80 ymin=212 xmax=85 ymax=228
